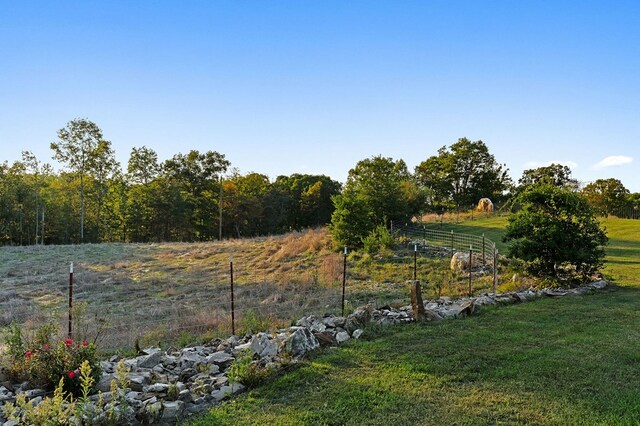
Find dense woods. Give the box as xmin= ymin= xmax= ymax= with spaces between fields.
xmin=0 ymin=119 xmax=341 ymax=245
xmin=1 ymin=120 xmax=638 ymax=247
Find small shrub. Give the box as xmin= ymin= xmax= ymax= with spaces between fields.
xmin=3 ymin=361 xmax=100 ymax=425
xmin=362 ymin=225 xmax=395 ymax=255
xmin=240 ymin=310 xmax=271 ymax=335
xmin=228 ymin=349 xmax=273 ymax=389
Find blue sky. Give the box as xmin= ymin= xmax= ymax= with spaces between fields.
xmin=1 ymin=1 xmax=639 ymax=191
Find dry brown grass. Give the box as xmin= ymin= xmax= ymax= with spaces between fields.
xmin=0 ymin=226 xmax=516 ymax=353
xmin=0 ymin=229 xmax=343 ymax=351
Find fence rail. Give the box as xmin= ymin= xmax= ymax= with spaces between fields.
xmin=395 ymin=224 xmax=498 ymax=263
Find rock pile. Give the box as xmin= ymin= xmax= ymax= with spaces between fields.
xmin=0 ymin=280 xmax=607 ymax=425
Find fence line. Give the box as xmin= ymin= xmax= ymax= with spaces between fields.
xmin=2 ymin=228 xmax=501 ymax=352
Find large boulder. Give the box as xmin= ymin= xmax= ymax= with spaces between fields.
xmin=450 ymin=252 xmax=477 ymax=272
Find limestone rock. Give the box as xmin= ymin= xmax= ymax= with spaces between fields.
xmin=450 ymin=252 xmax=476 ymax=272
xmin=284 ymin=327 xmax=320 ymax=357
xmin=127 ymin=372 xmax=151 ymax=391
xmin=138 ymin=351 xmax=163 ymax=369
xmin=145 ymin=383 xmax=169 ymax=393
xmin=336 ymin=331 xmax=350 ymax=344
xmin=162 ymin=400 xmax=184 ymax=421
xmin=206 ymin=351 xmax=235 ymax=366
xmin=314 ymin=331 xmax=338 ymax=348
xmin=345 ymin=305 xmax=372 ymax=333
xmin=587 ymin=280 xmax=607 ymax=290
xmin=352 ymin=329 xmax=364 ymax=339
xmin=250 ymin=333 xmax=278 ymax=359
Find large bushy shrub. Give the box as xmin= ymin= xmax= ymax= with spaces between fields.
xmin=503 ymin=185 xmax=608 ymax=282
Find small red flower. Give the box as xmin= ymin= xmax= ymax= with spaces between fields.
xmin=25 ymin=351 xmax=33 ymax=359
xmin=42 ymin=344 xmax=50 ymax=350
xmin=64 ymin=338 xmax=73 ymax=347
xmin=67 ymin=371 xmax=76 ymax=379
xmin=81 ymin=341 xmax=88 ymax=347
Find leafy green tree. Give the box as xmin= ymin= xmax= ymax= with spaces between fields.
xmin=21 ymin=151 xmax=52 ymax=244
xmin=88 ymin=140 xmax=121 ymax=241
xmin=329 ymin=194 xmax=373 ymax=249
xmin=345 ymin=156 xmax=414 ymax=225
xmin=125 ymin=146 xmax=161 ymax=242
xmin=50 ymin=119 xmax=104 ymax=242
xmin=415 ymin=138 xmax=512 ymax=210
xmin=274 ymin=174 xmax=341 ymax=230
xmin=331 ymin=156 xmax=417 ymax=248
xmin=517 ymin=163 xmax=579 ymax=192
xmin=503 ymin=185 xmax=608 ymax=281
xmin=162 ymin=150 xmax=230 ymax=240
xmin=628 ymin=193 xmax=640 ymax=209
xmin=126 ymin=146 xmax=160 ymax=186
xmin=582 ymin=178 xmax=630 ymax=216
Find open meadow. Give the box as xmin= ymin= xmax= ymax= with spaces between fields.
xmin=1 ymin=227 xmax=503 ymax=352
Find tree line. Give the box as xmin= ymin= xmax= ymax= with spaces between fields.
xmin=0 ymin=119 xmax=341 ymax=245
xmin=330 ymin=145 xmax=640 ymax=248
xmin=1 ymin=119 xmax=637 ymax=247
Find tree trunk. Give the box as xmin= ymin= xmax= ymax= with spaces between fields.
xmin=80 ymin=173 xmax=85 ymax=243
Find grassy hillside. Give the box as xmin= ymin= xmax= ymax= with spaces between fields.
xmin=426 ymin=215 xmax=639 ymax=288
xmin=192 ymin=216 xmax=640 ymax=425
xmin=601 ymin=217 xmax=640 ymax=287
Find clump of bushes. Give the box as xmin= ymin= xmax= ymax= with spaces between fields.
xmin=3 ymin=322 xmax=102 ymax=397
xmin=362 ymin=225 xmax=395 ymax=255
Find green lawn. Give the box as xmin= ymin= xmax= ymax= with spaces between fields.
xmin=191 ymin=217 xmax=640 ymax=425
xmin=601 ymin=217 xmax=640 ymax=287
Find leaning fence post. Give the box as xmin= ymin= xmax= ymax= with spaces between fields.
xmin=230 ymin=256 xmax=235 ymax=335
xmin=68 ymin=262 xmax=73 ymax=338
xmin=342 ymin=247 xmax=347 ymax=317
xmin=468 ymin=245 xmax=473 ymax=297
xmin=413 ymin=244 xmax=417 ymax=281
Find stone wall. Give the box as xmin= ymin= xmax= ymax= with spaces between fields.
xmin=0 ymin=280 xmax=607 ymax=425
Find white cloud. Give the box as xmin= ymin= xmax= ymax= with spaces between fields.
xmin=523 ymin=160 xmax=578 ymax=170
xmin=592 ymin=155 xmax=633 ymax=170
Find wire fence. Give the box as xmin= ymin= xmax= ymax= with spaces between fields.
xmin=1 ymin=229 xmax=501 ymax=353
xmin=609 ymin=207 xmax=640 ymax=220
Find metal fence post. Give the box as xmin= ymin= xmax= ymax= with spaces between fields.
xmin=468 ymin=245 xmax=473 ymax=297
xmin=68 ymin=262 xmax=73 ymax=338
xmin=451 ymin=230 xmax=454 ymax=255
xmin=493 ymin=247 xmax=498 ymax=294
xmin=230 ymin=256 xmax=235 ymax=335
xmin=482 ymin=234 xmax=486 ymax=266
xmin=342 ymin=247 xmax=347 ymax=317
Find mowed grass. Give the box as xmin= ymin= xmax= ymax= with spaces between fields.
xmin=192 ymin=217 xmax=640 ymax=425
xmin=601 ymin=217 xmax=640 ymax=287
